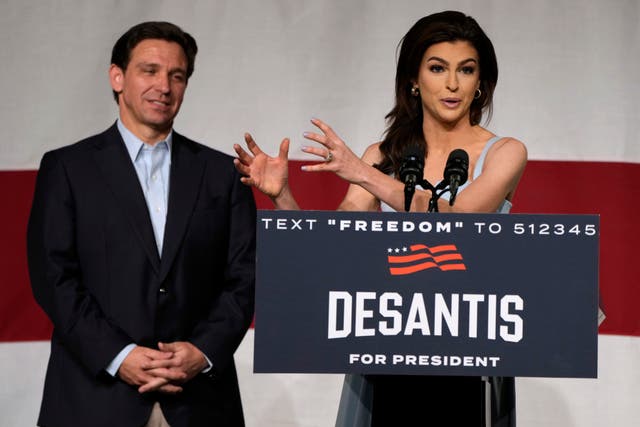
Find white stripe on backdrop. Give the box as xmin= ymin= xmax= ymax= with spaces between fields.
xmin=1 ymin=1 xmax=639 ymax=426
xmin=0 ymin=0 xmax=639 ymax=169
xmin=2 ymin=333 xmax=640 ymax=426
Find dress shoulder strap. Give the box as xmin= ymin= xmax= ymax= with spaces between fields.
xmin=473 ymin=136 xmax=502 ymax=180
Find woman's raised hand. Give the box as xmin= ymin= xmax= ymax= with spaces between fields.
xmin=234 ymin=133 xmax=290 ymax=201
xmin=301 ymin=118 xmax=368 ymax=185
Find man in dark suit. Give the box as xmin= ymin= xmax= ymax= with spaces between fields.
xmin=27 ymin=21 xmax=255 ymax=427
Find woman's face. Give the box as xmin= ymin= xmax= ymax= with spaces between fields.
xmin=414 ymin=40 xmax=481 ymax=126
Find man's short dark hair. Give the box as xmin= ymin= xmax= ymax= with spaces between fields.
xmin=110 ymin=21 xmax=198 ymax=102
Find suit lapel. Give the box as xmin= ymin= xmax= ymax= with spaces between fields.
xmin=159 ymin=133 xmax=205 ymax=282
xmin=92 ymin=124 xmax=161 ymax=274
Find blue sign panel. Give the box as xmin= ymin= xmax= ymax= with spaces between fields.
xmin=254 ymin=211 xmax=599 ymax=378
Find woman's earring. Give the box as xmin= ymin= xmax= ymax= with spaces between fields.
xmin=411 ymin=86 xmax=420 ymax=97
xmin=474 ymin=88 xmax=482 ymax=99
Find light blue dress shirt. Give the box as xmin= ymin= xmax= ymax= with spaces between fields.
xmin=106 ymin=120 xmax=211 ymax=377
xmin=119 ymin=120 xmax=172 ymax=255
xmin=105 ymin=120 xmax=172 ymax=376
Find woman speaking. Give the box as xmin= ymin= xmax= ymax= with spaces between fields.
xmin=235 ymin=10 xmax=527 ymax=426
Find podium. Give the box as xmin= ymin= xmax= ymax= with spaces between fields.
xmin=254 ymin=210 xmax=599 ymax=378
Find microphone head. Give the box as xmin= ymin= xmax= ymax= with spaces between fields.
xmin=399 ymin=144 xmax=425 ymax=182
xmin=444 ymin=149 xmax=469 ymax=184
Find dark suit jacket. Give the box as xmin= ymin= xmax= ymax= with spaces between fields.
xmin=27 ymin=124 xmax=256 ymax=427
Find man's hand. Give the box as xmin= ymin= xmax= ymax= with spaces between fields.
xmin=137 ymin=341 xmax=209 ymax=394
xmin=117 ymin=345 xmax=185 ymax=394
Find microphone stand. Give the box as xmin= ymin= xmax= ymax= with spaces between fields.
xmin=418 ymin=179 xmax=451 ymax=213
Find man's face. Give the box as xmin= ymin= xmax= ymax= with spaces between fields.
xmin=109 ymin=39 xmax=188 ymax=143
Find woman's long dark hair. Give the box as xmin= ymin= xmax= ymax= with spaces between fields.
xmin=376 ymin=11 xmax=498 ymax=175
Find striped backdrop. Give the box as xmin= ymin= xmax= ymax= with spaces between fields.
xmin=1 ymin=1 xmax=638 ymax=426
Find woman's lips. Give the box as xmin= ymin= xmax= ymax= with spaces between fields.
xmin=441 ymin=98 xmax=461 ymax=108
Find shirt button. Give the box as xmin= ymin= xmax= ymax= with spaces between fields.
xmin=159 ymin=287 xmax=167 ymax=293
xmin=152 ymin=174 xmax=158 ymax=181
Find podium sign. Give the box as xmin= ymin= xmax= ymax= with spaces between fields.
xmin=254 ymin=211 xmax=599 ymax=378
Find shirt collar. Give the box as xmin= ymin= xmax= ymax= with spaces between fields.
xmin=117 ymin=119 xmax=173 ymax=163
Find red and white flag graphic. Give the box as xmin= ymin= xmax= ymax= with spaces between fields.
xmin=387 ymin=244 xmax=466 ymax=275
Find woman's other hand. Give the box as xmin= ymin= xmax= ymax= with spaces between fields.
xmin=234 ymin=133 xmax=299 ymax=209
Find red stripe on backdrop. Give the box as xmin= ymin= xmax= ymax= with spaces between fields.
xmin=0 ymin=171 xmax=51 ymax=341
xmin=512 ymin=161 xmax=640 ymax=337
xmin=1 ymin=160 xmax=638 ymax=342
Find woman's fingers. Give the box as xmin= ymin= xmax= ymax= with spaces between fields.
xmin=310 ymin=117 xmax=338 ymax=140
xmin=233 ymin=158 xmax=252 ymax=176
xmin=301 ymin=145 xmax=329 ymax=160
xmin=244 ymin=132 xmax=265 ymax=156
xmin=233 ymin=144 xmax=252 ymax=165
xmin=303 ymin=131 xmax=326 ymax=146
xmin=278 ymin=138 xmax=290 ymax=159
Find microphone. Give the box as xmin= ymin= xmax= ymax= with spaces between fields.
xmin=399 ymin=145 xmax=424 ymax=212
xmin=443 ymin=149 xmax=469 ymax=206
